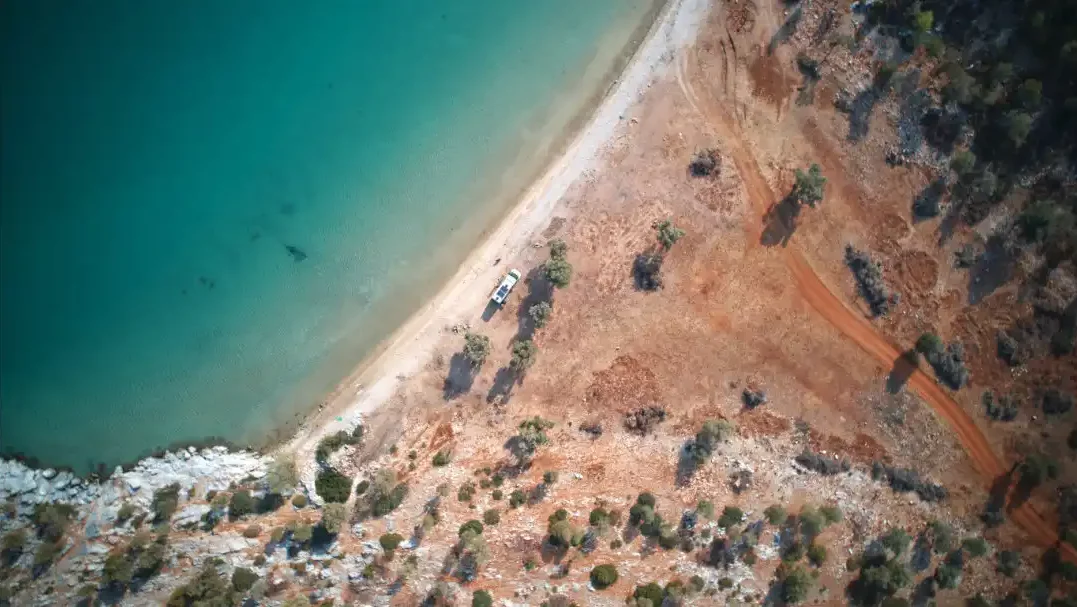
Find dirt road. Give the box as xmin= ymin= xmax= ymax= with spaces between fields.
xmin=676 ymin=46 xmax=1073 ymax=557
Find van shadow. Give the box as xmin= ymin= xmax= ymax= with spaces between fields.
xmin=481 ymin=300 xmax=500 ymax=323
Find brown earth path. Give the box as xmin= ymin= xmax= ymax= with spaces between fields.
xmin=676 ymin=44 xmax=1074 ymax=559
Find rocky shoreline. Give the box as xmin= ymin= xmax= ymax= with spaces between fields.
xmin=0 ymin=446 xmax=269 ymax=518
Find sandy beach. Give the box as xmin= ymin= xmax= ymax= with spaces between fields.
xmin=285 ymin=0 xmax=707 ymax=475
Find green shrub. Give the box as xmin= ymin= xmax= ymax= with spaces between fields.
xmin=380 ymin=533 xmax=404 ymax=553
xmin=792 ymin=164 xmax=827 ymax=208
xmin=689 ymin=574 xmax=706 ymax=593
xmin=483 ymin=509 xmax=500 ymax=526
xmin=116 ymin=503 xmax=137 ymax=524
xmin=459 ymin=520 xmax=484 ymax=537
xmin=103 ymin=550 xmax=135 ymax=586
xmin=529 ymin=301 xmax=553 ymax=328
xmin=458 ymin=481 xmax=476 ymax=502
xmin=33 ymin=540 xmax=63 ymax=568
xmin=509 ymin=490 xmax=526 ymax=508
xmin=229 ymin=490 xmax=255 ymax=519
xmin=696 ymin=500 xmax=715 ymax=519
xmin=590 ymin=564 xmax=618 ymax=589
xmin=764 ymin=504 xmax=788 ymax=526
xmin=881 ymin=527 xmax=912 ymax=556
xmin=315 ymin=427 xmax=363 ymax=464
xmin=291 ymin=524 xmax=313 ymax=545
xmin=820 ymin=505 xmax=842 ymax=524
xmin=718 ymin=506 xmax=743 ymax=528
xmin=510 ymin=339 xmax=538 ymax=371
xmin=243 ymin=524 xmax=261 ymax=539
xmin=808 ymin=543 xmax=827 ymax=566
xmin=321 ymin=503 xmax=348 ymax=534
xmin=291 ymin=493 xmax=307 ymax=508
xmin=266 ymin=454 xmax=299 ymax=495
xmin=543 ymin=470 xmax=558 ymax=484
xmin=355 ymin=480 xmax=370 ymax=495
xmin=544 ymin=257 xmax=573 ymax=289
xmin=270 ymin=527 xmax=286 ymax=544
xmin=472 ymin=590 xmax=493 ymax=607
xmin=781 ymin=565 xmax=812 ymax=603
xmin=997 ymin=550 xmax=1020 ymax=576
xmin=656 ymin=219 xmax=686 ymax=250
xmin=150 ymin=484 xmax=181 ymax=523
xmin=231 ymin=567 xmax=259 ymax=592
xmin=798 ymin=506 xmax=826 ymax=537
xmin=962 ymin=537 xmax=989 ymax=557
xmin=463 ymin=332 xmax=492 ymax=367
xmin=492 ymin=489 xmax=503 ymax=501
xmin=1 ymin=529 xmax=27 ymax=554
xmin=315 ymin=468 xmax=353 ymax=503
xmin=718 ymin=577 xmax=734 ymax=589
xmin=432 ymin=450 xmax=452 ymax=467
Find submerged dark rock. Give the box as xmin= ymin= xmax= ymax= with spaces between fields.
xmin=285 ymin=245 xmax=307 ymax=262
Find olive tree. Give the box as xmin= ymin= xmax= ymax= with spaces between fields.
xmin=463 ymin=332 xmax=491 ymax=367
xmin=792 ymin=164 xmax=827 ymax=208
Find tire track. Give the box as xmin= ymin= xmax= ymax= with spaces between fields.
xmin=677 ymin=45 xmax=1073 ymax=558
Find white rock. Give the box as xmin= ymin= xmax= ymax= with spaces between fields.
xmin=42 ymin=468 xmax=56 ymax=479
xmin=172 ymin=504 xmax=211 ymax=528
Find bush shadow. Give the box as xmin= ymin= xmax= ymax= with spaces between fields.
xmin=969 ymin=234 xmax=1015 ymax=305
xmin=442 ymin=353 xmax=476 ymax=400
xmin=486 ymin=367 xmax=519 ymax=404
xmin=515 ymin=268 xmax=554 ymax=341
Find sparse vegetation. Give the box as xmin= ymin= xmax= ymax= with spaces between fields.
xmin=321 ymin=503 xmax=348 ymax=534
xmin=266 ymin=453 xmax=299 ymax=495
xmin=686 ymin=419 xmax=734 ymax=465
xmin=315 ymin=425 xmax=363 ymax=464
xmin=624 ymin=406 xmax=667 ymax=434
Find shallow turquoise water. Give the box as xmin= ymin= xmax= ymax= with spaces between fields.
xmin=0 ymin=0 xmax=654 ymax=472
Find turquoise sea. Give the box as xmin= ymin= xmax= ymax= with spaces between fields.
xmin=0 ymin=0 xmax=658 ymax=473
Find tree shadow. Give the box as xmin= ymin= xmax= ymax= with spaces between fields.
xmin=486 ymin=367 xmax=519 ymax=404
xmin=969 ymin=234 xmax=1015 ymax=305
xmin=760 ymin=195 xmax=802 ymax=247
xmin=911 ymin=178 xmax=947 ymax=222
xmin=767 ymin=5 xmax=802 ymax=55
xmin=442 ymin=353 xmax=476 ymax=400
xmin=983 ymin=469 xmax=1013 ymax=525
xmin=632 ymin=250 xmax=665 ymax=291
xmin=846 ymin=89 xmax=880 ymax=142
xmin=885 ymin=350 xmax=919 ymax=393
xmin=675 ymin=442 xmax=699 ymax=487
xmin=515 ymin=268 xmax=554 ymax=341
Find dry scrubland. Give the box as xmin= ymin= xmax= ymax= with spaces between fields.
xmin=3 ymin=0 xmax=1077 ymax=604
